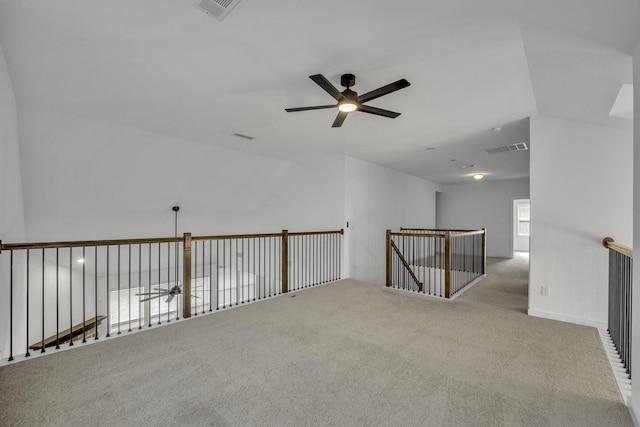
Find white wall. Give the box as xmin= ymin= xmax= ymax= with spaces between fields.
xmin=0 ymin=43 xmax=26 ymax=360
xmin=629 ymin=42 xmax=640 ymax=425
xmin=529 ymin=115 xmax=632 ymax=328
xmin=436 ymin=178 xmax=530 ymax=258
xmin=16 ymin=110 xmax=345 ymax=241
xmin=0 ymin=46 xmax=24 ymax=241
xmin=344 ymin=156 xmax=437 ymax=285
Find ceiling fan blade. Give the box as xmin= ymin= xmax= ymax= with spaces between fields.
xmin=285 ymin=105 xmax=336 ymax=112
xmin=310 ymin=74 xmax=343 ymax=101
xmin=359 ymin=105 xmax=401 ymax=118
xmin=357 ymin=79 xmax=410 ymax=104
xmin=165 ymin=294 xmax=176 ymax=303
xmin=332 ymin=112 xmax=349 ymax=127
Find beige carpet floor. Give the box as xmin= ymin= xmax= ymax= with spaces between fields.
xmin=0 ymin=254 xmax=632 ymax=426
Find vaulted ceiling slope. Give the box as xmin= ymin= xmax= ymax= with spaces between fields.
xmin=0 ymin=0 xmax=638 ymax=184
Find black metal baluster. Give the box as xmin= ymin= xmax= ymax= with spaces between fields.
xmin=241 ymin=239 xmax=245 ymax=303
xmin=332 ymin=234 xmax=336 ymax=281
xmin=232 ymin=239 xmax=236 ymax=305
xmin=56 ymin=249 xmax=60 ymax=348
xmin=167 ymin=242 xmax=171 ymax=323
xmin=202 ymin=240 xmax=206 ymax=313
xmin=222 ymin=240 xmax=226 ymax=308
xmin=422 ymin=234 xmax=426 ymax=294
xmin=236 ymin=239 xmax=244 ymax=305
xmin=176 ymin=239 xmax=180 ymax=321
xmin=25 ymin=250 xmax=30 ymax=357
xmin=216 ymin=240 xmax=220 ymax=310
xmin=69 ymin=248 xmax=74 ymax=347
xmin=157 ymin=242 xmax=161 ymax=325
xmin=321 ymin=234 xmax=325 ymax=284
xmin=209 ymin=240 xmax=213 ymax=312
xmin=148 ymin=243 xmax=152 ymax=327
xmin=252 ymin=238 xmax=256 ymax=301
xmin=41 ymin=248 xmax=45 ymax=353
xmin=9 ymin=251 xmax=14 ymax=360
xmin=127 ymin=245 xmax=131 ymax=332
xmin=138 ymin=245 xmax=142 ymax=329
xmin=117 ymin=246 xmax=121 ymax=335
xmin=82 ymin=246 xmax=87 ymax=342
xmin=262 ymin=237 xmax=266 ymax=299
xmin=106 ymin=247 xmax=111 ymax=337
xmin=267 ymin=238 xmax=272 ymax=297
xmin=96 ymin=246 xmax=100 ymax=338
xmin=305 ymin=235 xmax=308 ymax=287
xmin=194 ymin=242 xmax=198 ymax=316
xmin=339 ymin=232 xmax=342 ymax=280
xmin=277 ymin=237 xmax=281 ymax=294
xmin=294 ymin=235 xmax=298 ymax=289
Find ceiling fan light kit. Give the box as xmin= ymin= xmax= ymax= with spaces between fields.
xmin=285 ymin=73 xmax=410 ymax=127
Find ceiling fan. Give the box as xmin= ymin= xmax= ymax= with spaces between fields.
xmin=285 ymin=74 xmax=410 ymax=127
xmin=137 ymin=284 xmax=199 ymax=304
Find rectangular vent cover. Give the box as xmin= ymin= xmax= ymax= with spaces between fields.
xmin=485 ymin=142 xmax=528 ymax=155
xmin=198 ymin=0 xmax=242 ymax=21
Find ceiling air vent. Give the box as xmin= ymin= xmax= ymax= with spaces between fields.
xmin=485 ymin=142 xmax=528 ymax=155
xmin=198 ymin=0 xmax=242 ymax=21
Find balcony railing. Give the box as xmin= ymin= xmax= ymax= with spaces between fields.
xmin=602 ymin=237 xmax=632 ymax=379
xmin=0 ymin=228 xmax=343 ymax=362
xmin=386 ymin=228 xmax=486 ymax=298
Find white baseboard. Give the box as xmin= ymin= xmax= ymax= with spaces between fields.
xmin=597 ymin=329 xmax=631 ymax=407
xmin=629 ymin=400 xmax=640 ymax=427
xmin=527 ymin=309 xmax=607 ymax=329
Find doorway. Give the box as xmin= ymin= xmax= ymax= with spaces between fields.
xmin=513 ymin=199 xmax=530 ymax=253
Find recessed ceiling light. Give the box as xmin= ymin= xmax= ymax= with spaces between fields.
xmin=492 ymin=127 xmax=502 ymax=132
xmin=425 ymin=147 xmax=436 ymax=151
xmin=449 ymin=159 xmax=457 ymax=162
xmin=77 ymin=258 xmax=85 ymax=263
xmin=460 ymin=164 xmax=476 ymax=169
xmin=473 ymin=173 xmax=484 ymax=180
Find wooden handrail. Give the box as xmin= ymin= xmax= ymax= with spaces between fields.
xmin=603 ymin=237 xmax=633 ymax=258
xmin=449 ymin=230 xmax=485 ymax=238
xmin=288 ymin=229 xmax=344 ymax=236
xmin=0 ymin=229 xmax=345 ymax=252
xmin=389 ymin=232 xmax=445 ymax=238
xmin=191 ymin=232 xmax=282 ymax=242
xmin=401 ymin=227 xmax=477 ymax=233
xmin=29 ymin=315 xmax=106 ymax=350
xmin=0 ymin=236 xmax=181 ymax=252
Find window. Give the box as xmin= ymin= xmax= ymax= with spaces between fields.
xmin=517 ymin=203 xmax=530 ymax=236
xmin=110 ymin=286 xmax=145 ymax=332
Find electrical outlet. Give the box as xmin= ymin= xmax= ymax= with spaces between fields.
xmin=541 ymin=286 xmax=551 ymax=297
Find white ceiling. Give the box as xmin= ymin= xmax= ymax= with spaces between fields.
xmin=0 ymin=0 xmax=638 ymax=184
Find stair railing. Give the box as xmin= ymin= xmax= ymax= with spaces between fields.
xmin=602 ymin=237 xmax=633 ymax=379
xmin=0 ymin=228 xmax=343 ymax=362
xmin=386 ymin=228 xmax=486 ymax=298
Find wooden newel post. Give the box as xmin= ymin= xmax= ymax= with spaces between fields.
xmin=183 ymin=232 xmax=192 ymax=319
xmin=282 ymin=230 xmax=289 ymax=294
xmin=386 ymin=230 xmax=392 ymax=287
xmin=482 ymin=228 xmax=487 ymax=275
xmin=444 ymin=230 xmax=451 ymax=299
